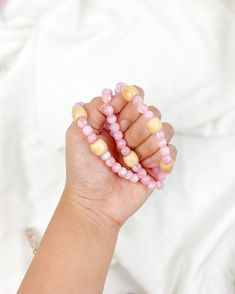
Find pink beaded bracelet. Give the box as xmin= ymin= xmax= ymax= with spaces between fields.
xmin=72 ymin=83 xmax=174 ymax=191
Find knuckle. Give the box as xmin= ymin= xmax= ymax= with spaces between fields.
xmin=124 ymin=130 xmax=137 ymax=148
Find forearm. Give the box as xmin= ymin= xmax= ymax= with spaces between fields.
xmin=18 ymin=193 xmax=119 ymax=294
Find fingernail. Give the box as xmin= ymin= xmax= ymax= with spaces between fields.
xmin=141 ymin=157 xmax=152 ymax=167
xmin=119 ymin=119 xmax=130 ymax=132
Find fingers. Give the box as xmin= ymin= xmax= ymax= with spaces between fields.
xmin=141 ymin=144 xmax=177 ymax=168
xmin=81 ymin=84 xmax=145 ymax=133
xmin=116 ymin=86 xmax=145 ymax=132
xmin=123 ymin=106 xmax=161 ymax=148
xmin=135 ymin=123 xmax=174 ymax=160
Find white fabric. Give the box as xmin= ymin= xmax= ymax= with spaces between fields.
xmin=0 ymin=0 xmax=235 ymax=293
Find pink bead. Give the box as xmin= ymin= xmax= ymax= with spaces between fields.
xmin=105 ymin=157 xmax=116 ymax=167
xmin=157 ymin=138 xmax=167 ymax=148
xmin=144 ymin=111 xmax=154 ymax=121
xmin=158 ymin=172 xmax=166 ymax=181
xmin=102 ymin=88 xmax=112 ymax=103
xmin=141 ymin=176 xmax=151 ymax=185
xmin=162 ymin=155 xmax=172 ymax=164
xmin=130 ymin=174 xmax=139 ymax=183
xmin=132 ymin=163 xmax=141 ymax=172
xmin=117 ymin=139 xmax=126 ymax=149
xmin=132 ymin=95 xmax=143 ymax=106
xmin=137 ymin=102 xmax=148 ymax=114
xmin=152 ymin=167 xmax=160 ymax=175
xmin=121 ymin=146 xmax=131 ymax=156
xmin=107 ymin=114 xmax=117 ymax=124
xmin=103 ymin=105 xmax=114 ymax=115
xmin=160 ymin=146 xmax=170 ymax=156
xmin=148 ymin=181 xmax=157 ymax=191
xmin=110 ymin=122 xmax=120 ymax=132
xmin=87 ymin=133 xmax=97 ymax=143
xmin=156 ymin=131 xmax=165 ymax=139
xmin=103 ymin=122 xmax=110 ymax=131
xmin=137 ymin=168 xmax=147 ymax=178
xmin=77 ymin=117 xmax=88 ymax=128
xmin=82 ymin=125 xmax=93 ymax=136
xmin=115 ymin=82 xmax=126 ymax=94
xmin=113 ymin=131 xmax=123 ymax=141
xmin=112 ymin=162 xmax=122 ymax=173
xmin=118 ymin=167 xmax=128 ymax=177
xmin=101 ymin=151 xmax=111 ymax=161
xmin=125 ymin=170 xmax=133 ymax=180
xmin=156 ymin=181 xmax=164 ymax=190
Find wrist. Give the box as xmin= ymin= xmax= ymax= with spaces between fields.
xmin=60 ymin=189 xmax=121 ymax=236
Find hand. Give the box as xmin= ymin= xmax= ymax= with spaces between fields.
xmin=63 ymin=86 xmax=177 ymax=228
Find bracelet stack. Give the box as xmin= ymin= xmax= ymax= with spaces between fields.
xmin=72 ymin=82 xmax=174 ymax=191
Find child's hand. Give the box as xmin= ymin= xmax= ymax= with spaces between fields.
xmin=63 ymin=86 xmax=177 ymax=228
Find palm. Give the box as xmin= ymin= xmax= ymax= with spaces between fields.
xmin=66 ymin=125 xmax=151 ymax=225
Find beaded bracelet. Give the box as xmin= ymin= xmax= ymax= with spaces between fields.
xmin=72 ymin=83 xmax=174 ymax=191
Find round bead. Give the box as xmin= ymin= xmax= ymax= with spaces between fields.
xmin=144 ymin=111 xmax=154 ymax=121
xmin=160 ymin=159 xmax=174 ymax=173
xmin=118 ymin=167 xmax=128 ymax=177
xmin=137 ymin=168 xmax=147 ymax=178
xmin=146 ymin=117 xmax=162 ymax=134
xmin=137 ymin=102 xmax=148 ymax=114
xmin=132 ymin=163 xmax=141 ymax=172
xmin=160 ymin=146 xmax=170 ymax=156
xmin=156 ymin=181 xmax=164 ymax=190
xmin=130 ymin=174 xmax=139 ymax=183
xmin=123 ymin=151 xmax=139 ymax=168
xmin=152 ymin=166 xmax=161 ymax=175
xmin=87 ymin=133 xmax=97 ymax=144
xmin=113 ymin=131 xmax=123 ymax=141
xmin=110 ymin=122 xmax=120 ymax=132
xmin=156 ymin=131 xmax=165 ymax=139
xmin=121 ymin=146 xmax=131 ymax=156
xmin=162 ymin=155 xmax=172 ymax=164
xmin=112 ymin=162 xmax=122 ymax=173
xmin=157 ymin=138 xmax=167 ymax=148
xmin=77 ymin=117 xmax=88 ymax=128
xmin=116 ymin=139 xmax=126 ymax=149
xmin=103 ymin=105 xmax=114 ymax=115
xmin=115 ymin=82 xmax=127 ymax=94
xmin=72 ymin=105 xmax=87 ymax=121
xmin=107 ymin=114 xmax=117 ymax=124
xmin=148 ymin=181 xmax=157 ymax=191
xmin=90 ymin=138 xmax=108 ymax=156
xmin=102 ymin=88 xmax=112 ymax=103
xmin=82 ymin=125 xmax=93 ymax=136
xmin=158 ymin=172 xmax=166 ymax=181
xmin=121 ymin=85 xmax=140 ymax=102
xmin=141 ymin=175 xmax=151 ymax=185
xmin=105 ymin=157 xmax=116 ymax=167
xmin=132 ymin=95 xmax=143 ymax=106
xmin=101 ymin=151 xmax=111 ymax=161
xmin=125 ymin=170 xmax=133 ymax=180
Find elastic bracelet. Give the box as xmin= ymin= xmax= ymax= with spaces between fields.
xmin=72 ymin=83 xmax=174 ymax=191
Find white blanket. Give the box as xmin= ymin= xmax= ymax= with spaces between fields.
xmin=1 ymin=0 xmax=235 ymax=293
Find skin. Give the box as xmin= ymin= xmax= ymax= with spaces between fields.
xmin=18 ymin=86 xmax=177 ymax=294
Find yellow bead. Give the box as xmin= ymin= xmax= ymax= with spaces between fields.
xmin=90 ymin=139 xmax=108 ymax=156
xmin=160 ymin=160 xmax=174 ymax=173
xmin=121 ymin=85 xmax=140 ymax=102
xmin=146 ymin=117 xmax=162 ymax=134
xmin=123 ymin=151 xmax=139 ymax=168
xmin=72 ymin=104 xmax=87 ymax=121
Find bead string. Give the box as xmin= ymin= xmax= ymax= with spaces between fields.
xmin=72 ymin=83 xmax=174 ymax=191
